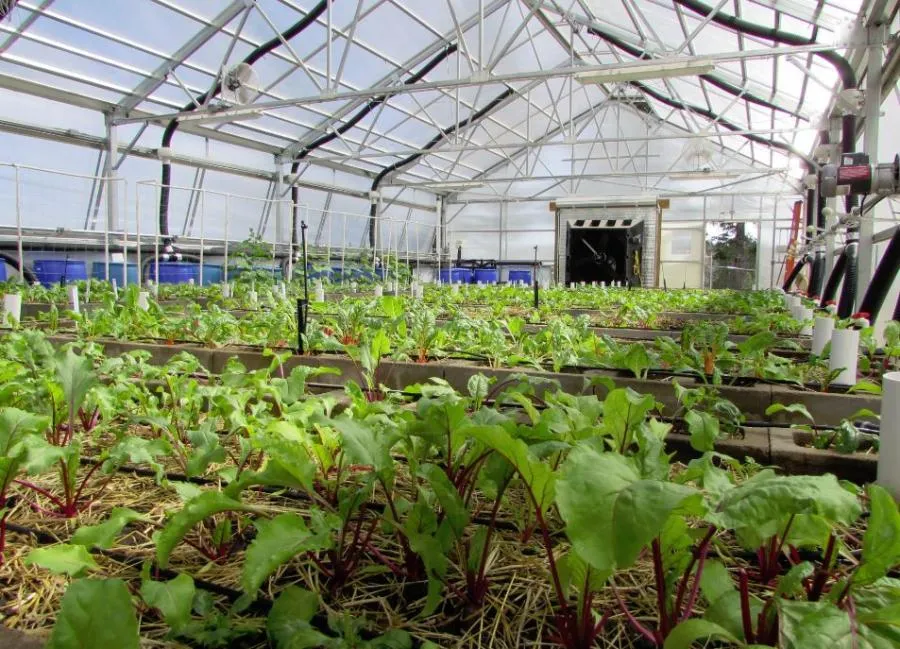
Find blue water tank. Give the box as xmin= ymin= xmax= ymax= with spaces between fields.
xmin=33 ymin=260 xmax=88 ymax=286
xmin=147 ymin=262 xmax=199 ymax=284
xmin=92 ymin=262 xmax=139 ymax=285
xmin=508 ymin=270 xmax=531 ymax=284
xmin=200 ymin=265 xmax=223 ymax=286
xmin=0 ymin=262 xmax=6 ymax=281
xmin=473 ymin=268 xmax=498 ymax=284
xmin=439 ymin=268 xmax=473 ymax=284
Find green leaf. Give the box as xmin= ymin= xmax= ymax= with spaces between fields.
xmin=664 ymin=619 xmax=740 ymax=649
xmin=242 ymin=513 xmax=332 ymax=593
xmin=766 ymin=402 xmax=815 ymax=424
xmin=556 ymin=446 xmax=702 ymax=572
xmin=778 ymin=600 xmax=851 ymax=649
xmin=684 ymin=410 xmax=720 ymax=453
xmin=856 ymin=485 xmax=900 ymax=586
xmin=54 ymin=347 xmax=97 ymax=421
xmin=622 ymin=343 xmax=651 ymax=379
xmin=848 ymin=380 xmax=882 ymax=395
xmin=140 ymin=573 xmax=195 ymax=633
xmin=330 ymin=416 xmax=395 ymax=477
xmin=47 ymin=579 xmax=139 ymax=649
xmin=709 ymin=471 xmax=861 ymax=548
xmin=777 ymin=562 xmax=815 ymax=597
xmin=267 ymin=586 xmax=330 ymax=649
xmin=71 ymin=507 xmax=146 ymax=549
xmin=156 ymin=491 xmax=259 ymax=568
xmin=0 ymin=407 xmax=48 ymax=489
xmin=417 ymin=464 xmax=469 ymax=538
xmin=601 ymin=387 xmax=656 ymax=450
xmin=467 ymin=374 xmax=490 ymax=407
xmin=462 ymin=424 xmax=555 ymax=514
xmin=24 ymin=544 xmax=99 ymax=576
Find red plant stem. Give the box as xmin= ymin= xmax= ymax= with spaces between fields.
xmin=533 ymin=499 xmax=568 ymax=613
xmin=774 ymin=515 xmax=795 ymax=563
xmin=307 ymin=552 xmax=334 ymax=578
xmin=612 ymin=582 xmax=658 ymax=646
xmin=0 ymin=509 xmax=8 ymax=564
xmin=14 ymin=479 xmax=65 ymax=509
xmin=679 ymin=526 xmax=717 ymax=622
xmin=651 ymin=538 xmax=670 ymax=635
xmin=71 ymin=462 xmax=103 ymax=507
xmin=674 ymin=526 xmax=716 ymax=616
xmin=847 ymin=594 xmax=859 ymax=649
xmin=475 ymin=480 xmax=509 ymax=589
xmin=364 ymin=541 xmax=403 ymax=577
xmin=738 ymin=569 xmax=755 ymax=643
xmin=809 ymin=533 xmax=836 ymax=602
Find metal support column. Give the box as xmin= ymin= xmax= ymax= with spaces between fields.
xmin=103 ymin=115 xmax=120 ymax=281
xmin=857 ymin=23 xmax=886 ymax=300
xmin=274 ymin=156 xmax=289 ymax=279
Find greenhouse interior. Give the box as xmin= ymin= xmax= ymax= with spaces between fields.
xmin=3 ymin=0 xmax=900 ymax=647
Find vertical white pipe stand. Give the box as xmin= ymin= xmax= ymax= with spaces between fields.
xmin=374 ymin=285 xmax=383 ymax=297
xmin=137 ymin=291 xmax=150 ymax=311
xmin=879 ymin=371 xmax=900 ymax=498
xmin=67 ymin=285 xmax=80 ymax=314
xmin=3 ymin=293 xmax=21 ymax=327
xmin=797 ymin=307 xmax=813 ymax=336
xmin=811 ymin=317 xmax=834 ymax=355
xmin=829 ymin=328 xmax=860 ymax=386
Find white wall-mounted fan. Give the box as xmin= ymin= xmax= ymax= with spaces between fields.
xmin=220 ymin=62 xmax=260 ymax=105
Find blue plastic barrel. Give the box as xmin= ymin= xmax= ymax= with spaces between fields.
xmin=201 ymin=264 xmax=223 ymax=286
xmin=33 ymin=260 xmax=88 ymax=286
xmin=473 ymin=268 xmax=498 ymax=284
xmin=508 ymin=270 xmax=531 ymax=284
xmin=92 ymin=262 xmax=139 ymax=285
xmin=439 ymin=268 xmax=473 ymax=284
xmin=0 ymin=262 xmax=6 ymax=281
xmin=147 ymin=262 xmax=199 ymax=284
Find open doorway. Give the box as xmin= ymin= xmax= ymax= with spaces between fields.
xmin=705 ymin=222 xmax=759 ymax=289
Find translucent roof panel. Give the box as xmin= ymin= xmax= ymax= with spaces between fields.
xmin=0 ymin=0 xmax=881 ymax=204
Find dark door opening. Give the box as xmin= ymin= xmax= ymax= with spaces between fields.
xmin=565 ymin=223 xmax=643 ymax=285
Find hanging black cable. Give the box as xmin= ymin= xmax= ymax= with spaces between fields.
xmin=585 ymin=25 xmax=806 ymax=120
xmin=367 ymin=86 xmax=518 ymax=247
xmin=838 ymin=240 xmax=859 ymax=317
xmin=287 ymin=43 xmax=458 ymax=249
xmin=157 ymin=0 xmax=330 ymax=236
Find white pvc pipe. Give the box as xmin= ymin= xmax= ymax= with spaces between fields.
xmin=829 ymin=327 xmax=860 ymax=386
xmin=798 ymin=307 xmax=813 ymax=336
xmin=3 ymin=293 xmax=21 ymax=327
xmin=879 ymin=371 xmax=900 ymax=498
xmin=137 ymin=291 xmax=150 ymax=311
xmin=374 ymin=285 xmax=383 ymax=297
xmin=811 ymin=316 xmax=834 ymax=355
xmin=248 ymin=290 xmax=258 ymax=306
xmin=111 ymin=278 xmax=119 ymax=301
xmin=221 ymin=283 xmax=231 ymax=298
xmin=314 ymin=284 xmax=325 ymax=303
xmin=67 ymin=285 xmax=80 ymax=314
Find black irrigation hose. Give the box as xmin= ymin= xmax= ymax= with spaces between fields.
xmin=858 ymin=226 xmax=900 ymax=322
xmin=289 ymin=43 xmax=459 ymax=247
xmin=367 ymin=86 xmax=519 ymax=248
xmin=0 ymin=252 xmax=37 ymax=284
xmin=782 ymin=254 xmax=811 ymax=292
xmin=158 ymin=1 xmax=330 ymax=236
xmin=820 ymin=249 xmax=848 ymax=308
xmin=809 ymin=251 xmax=826 ymax=300
xmin=838 ymin=241 xmax=859 ymax=318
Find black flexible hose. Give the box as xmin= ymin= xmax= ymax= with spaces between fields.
xmin=157 ymin=0 xmax=330 ymax=236
xmin=838 ymin=241 xmax=859 ymax=318
xmin=820 ymin=249 xmax=848 ymax=308
xmin=288 ymin=43 xmax=458 ymax=248
xmin=783 ymin=254 xmax=811 ymax=292
xmin=585 ymin=25 xmax=806 ymax=120
xmin=367 ymin=86 xmax=518 ymax=247
xmin=858 ymin=227 xmax=900 ymax=322
xmin=809 ymin=251 xmax=825 ymax=299
xmin=673 ymin=0 xmax=858 ymax=165
xmin=1 ymin=253 xmax=37 ymax=284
